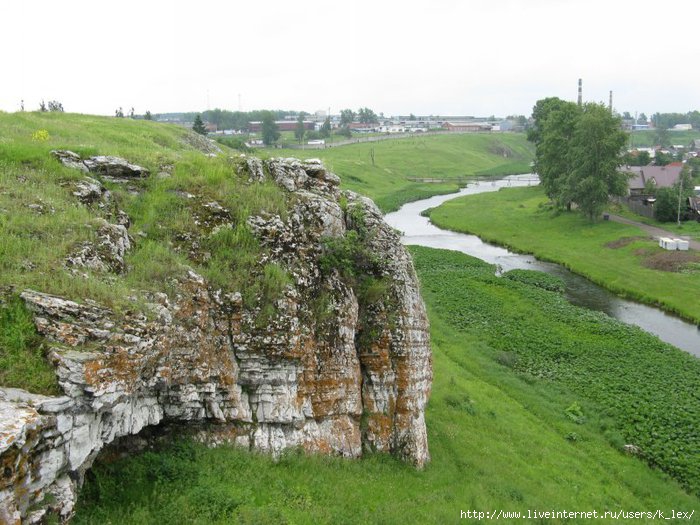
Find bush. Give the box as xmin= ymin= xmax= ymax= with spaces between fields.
xmin=654 ymin=187 xmax=679 ymax=222
xmin=0 ymin=294 xmax=60 ymax=395
xmin=502 ymin=269 xmax=565 ymax=293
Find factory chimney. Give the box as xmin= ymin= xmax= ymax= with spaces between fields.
xmin=577 ymin=78 xmax=582 ymax=106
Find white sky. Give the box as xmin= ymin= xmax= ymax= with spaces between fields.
xmin=1 ymin=0 xmax=698 ymax=117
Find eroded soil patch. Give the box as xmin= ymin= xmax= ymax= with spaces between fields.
xmin=605 ymin=236 xmax=648 ymax=249
xmin=642 ymin=250 xmax=700 ymax=272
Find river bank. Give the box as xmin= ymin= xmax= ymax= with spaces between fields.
xmin=427 ymin=184 xmax=700 ymax=325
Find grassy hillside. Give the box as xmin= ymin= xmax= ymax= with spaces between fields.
xmin=269 ymin=133 xmax=534 ymax=212
xmin=74 ymin=247 xmax=700 ymax=524
xmin=0 ymin=112 xmax=290 ymax=393
xmin=429 ymin=185 xmax=700 ymax=323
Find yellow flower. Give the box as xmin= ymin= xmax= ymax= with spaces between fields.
xmin=31 ymin=129 xmax=50 ymax=141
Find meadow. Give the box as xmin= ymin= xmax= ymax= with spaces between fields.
xmin=429 ymin=185 xmax=700 ymax=323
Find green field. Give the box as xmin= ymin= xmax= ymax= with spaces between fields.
xmin=74 ymin=247 xmax=700 ymax=524
xmin=429 ymin=185 xmax=700 ymax=323
xmin=267 ymin=133 xmax=535 ymax=212
xmin=628 ymin=130 xmax=700 ymax=148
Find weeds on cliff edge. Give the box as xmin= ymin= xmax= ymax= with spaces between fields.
xmin=0 ymin=112 xmax=292 ymax=323
xmin=0 ymin=295 xmax=60 ymax=395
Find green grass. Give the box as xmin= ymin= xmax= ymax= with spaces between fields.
xmin=429 ymin=185 xmax=700 ymax=323
xmin=73 ymin=246 xmax=700 ymax=524
xmin=267 ymin=133 xmax=534 ymax=212
xmin=628 ymin=130 xmax=700 ymax=148
xmin=411 ymin=246 xmax=700 ymax=494
xmin=0 ymin=112 xmax=291 ymax=307
xmin=6 ymin=111 xmax=698 ymax=522
xmin=0 ymin=112 xmax=293 ymax=391
xmin=609 ymin=202 xmax=700 ymax=242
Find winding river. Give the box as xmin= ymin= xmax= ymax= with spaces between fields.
xmin=384 ymin=175 xmax=700 ymax=357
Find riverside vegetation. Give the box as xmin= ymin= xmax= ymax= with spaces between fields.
xmin=2 ymin=113 xmax=698 ymax=522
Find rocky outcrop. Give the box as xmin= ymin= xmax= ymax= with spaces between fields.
xmin=51 ymin=150 xmax=149 ymax=179
xmin=65 ymin=219 xmax=131 ymax=274
xmin=0 ymin=157 xmax=431 ymax=523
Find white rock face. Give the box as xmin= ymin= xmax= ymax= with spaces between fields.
xmin=0 ymin=157 xmax=431 ymax=522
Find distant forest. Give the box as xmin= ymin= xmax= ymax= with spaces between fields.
xmin=650 ymin=111 xmax=700 ymax=129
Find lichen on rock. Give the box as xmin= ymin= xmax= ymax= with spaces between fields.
xmin=0 ymin=156 xmax=431 ymax=522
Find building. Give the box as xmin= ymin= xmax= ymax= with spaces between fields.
xmin=442 ymin=122 xmax=492 ymax=132
xmin=622 ymin=164 xmax=683 ymax=196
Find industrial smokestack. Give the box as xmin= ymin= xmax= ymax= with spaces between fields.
xmin=609 ymin=91 xmax=613 ymax=113
xmin=577 ymin=78 xmax=582 ymax=106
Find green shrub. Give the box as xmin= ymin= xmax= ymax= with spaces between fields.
xmin=0 ymin=295 xmax=60 ymax=395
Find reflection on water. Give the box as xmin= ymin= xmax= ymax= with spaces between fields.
xmin=385 ymin=175 xmax=700 ymax=357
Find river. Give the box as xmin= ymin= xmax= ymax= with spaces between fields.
xmin=384 ymin=174 xmax=700 ymax=357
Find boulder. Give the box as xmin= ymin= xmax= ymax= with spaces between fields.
xmin=51 ymin=150 xmax=149 ymax=179
xmin=82 ymin=156 xmax=149 ymax=178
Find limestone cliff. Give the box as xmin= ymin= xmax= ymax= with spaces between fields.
xmin=0 ymin=157 xmax=431 ymax=523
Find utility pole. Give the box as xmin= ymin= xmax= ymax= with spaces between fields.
xmin=677 ymin=174 xmax=684 ymax=226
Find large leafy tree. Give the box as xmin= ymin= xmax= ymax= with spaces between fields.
xmin=528 ymin=97 xmax=581 ymax=208
xmin=566 ymin=103 xmax=629 ymax=220
xmin=357 ymin=107 xmax=378 ymax=124
xmin=529 ymin=98 xmax=629 ymax=220
xmin=339 ymin=109 xmax=355 ymax=127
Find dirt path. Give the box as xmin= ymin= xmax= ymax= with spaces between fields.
xmin=606 ymin=214 xmax=700 ymax=250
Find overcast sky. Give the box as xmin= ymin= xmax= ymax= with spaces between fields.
xmin=2 ymin=0 xmax=698 ymax=118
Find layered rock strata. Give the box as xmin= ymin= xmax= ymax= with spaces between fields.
xmin=0 ymin=157 xmax=431 ymax=523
